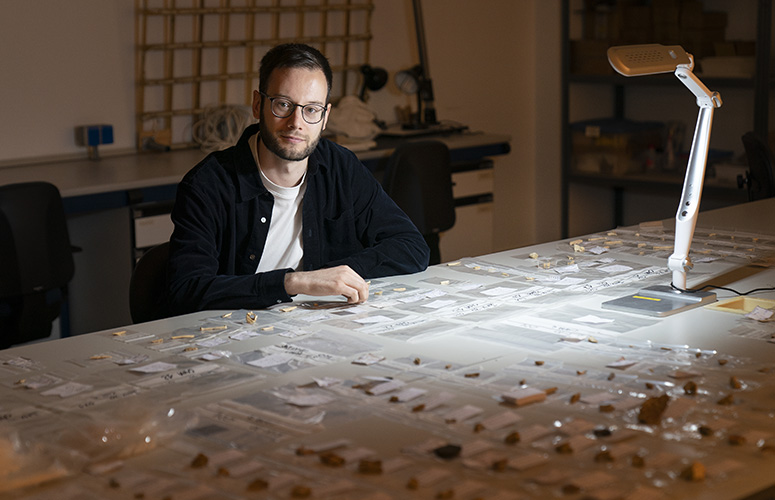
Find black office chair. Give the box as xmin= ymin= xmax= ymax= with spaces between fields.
xmin=129 ymin=241 xmax=171 ymax=323
xmin=382 ymin=140 xmax=456 ymax=265
xmin=0 ymin=182 xmax=75 ymax=348
xmin=740 ymin=131 xmax=775 ymax=202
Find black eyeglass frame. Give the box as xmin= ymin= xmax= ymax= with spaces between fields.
xmin=259 ymin=91 xmax=328 ymax=124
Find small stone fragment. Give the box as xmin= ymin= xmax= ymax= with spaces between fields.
xmin=680 ymin=462 xmax=706 ymax=482
xmin=290 ymin=485 xmax=312 ymax=498
xmin=638 ymin=394 xmax=670 ymax=425
xmin=247 ymin=479 xmax=269 ymax=491
xmin=433 ymin=444 xmax=462 ymax=460
xmin=698 ymin=425 xmax=714 ymax=437
xmin=492 ymin=458 xmax=508 ymax=472
xmin=190 ymin=453 xmax=208 ymax=468
xmin=562 ymin=484 xmax=581 ymax=495
xmin=594 ymin=450 xmax=614 ymax=463
xmin=358 ymin=459 xmax=383 ymax=474
xmin=319 ymin=452 xmax=345 ymax=467
xmin=504 ymin=431 xmax=521 ymax=445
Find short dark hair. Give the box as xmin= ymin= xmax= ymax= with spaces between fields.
xmin=259 ymin=43 xmax=333 ymax=102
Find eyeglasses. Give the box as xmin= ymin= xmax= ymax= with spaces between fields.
xmin=259 ymin=92 xmax=327 ymax=124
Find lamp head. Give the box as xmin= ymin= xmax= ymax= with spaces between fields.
xmin=359 ymin=64 xmax=388 ymax=101
xmin=607 ymin=44 xmax=692 ymax=76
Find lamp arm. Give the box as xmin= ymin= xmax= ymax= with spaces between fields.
xmin=675 ymin=64 xmax=722 ymax=108
xmin=668 ymin=66 xmax=722 ymax=290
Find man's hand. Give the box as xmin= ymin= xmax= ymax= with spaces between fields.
xmin=284 ymin=265 xmax=369 ymax=303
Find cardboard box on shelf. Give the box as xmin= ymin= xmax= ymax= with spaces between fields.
xmin=698 ymin=56 xmax=755 ymax=78
xmin=653 ymin=22 xmax=681 ymax=44
xmin=582 ymin=0 xmax=618 ymax=40
xmin=651 ymin=0 xmax=680 ymax=25
xmin=679 ymin=1 xmax=704 ymax=29
xmin=735 ymin=40 xmax=756 ymax=56
xmin=574 ymin=1 xmax=733 ymax=73
xmin=681 ymin=27 xmax=726 ymax=58
xmin=622 ymin=4 xmax=652 ymax=30
xmin=571 ymin=119 xmax=664 ymax=176
xmin=702 ymin=11 xmax=728 ymax=29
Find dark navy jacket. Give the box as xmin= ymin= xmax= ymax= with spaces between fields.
xmin=167 ymin=123 xmax=430 ymax=314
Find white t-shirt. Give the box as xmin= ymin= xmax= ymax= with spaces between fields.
xmin=250 ymin=134 xmax=306 ymax=273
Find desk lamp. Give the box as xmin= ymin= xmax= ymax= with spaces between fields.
xmin=358 ymin=64 xmax=388 ymax=101
xmin=601 ymin=44 xmax=720 ymax=316
xmin=395 ymin=0 xmax=438 ymax=128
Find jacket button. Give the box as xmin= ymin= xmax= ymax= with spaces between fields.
xmin=260 ymin=217 xmax=267 ymax=223
xmin=249 ymin=254 xmax=256 ymax=260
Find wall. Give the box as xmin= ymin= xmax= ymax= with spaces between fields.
xmin=423 ymin=0 xmax=541 ymax=253
xmin=0 ymin=1 xmax=136 ymax=163
xmin=533 ymin=2 xmax=563 ymax=245
xmin=370 ymin=0 xmax=552 ymax=252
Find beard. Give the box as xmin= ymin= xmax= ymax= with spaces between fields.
xmin=258 ymin=118 xmax=321 ymax=162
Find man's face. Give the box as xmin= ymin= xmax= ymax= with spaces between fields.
xmin=253 ymin=67 xmax=331 ymax=162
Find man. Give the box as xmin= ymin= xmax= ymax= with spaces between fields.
xmin=167 ymin=43 xmax=430 ymax=314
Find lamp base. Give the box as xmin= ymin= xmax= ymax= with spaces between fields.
xmin=601 ymin=285 xmax=716 ymax=317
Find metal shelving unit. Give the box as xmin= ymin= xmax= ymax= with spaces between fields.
xmin=560 ymin=0 xmax=773 ymax=238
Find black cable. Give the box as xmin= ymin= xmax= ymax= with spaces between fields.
xmin=671 ymin=282 xmax=775 ymax=296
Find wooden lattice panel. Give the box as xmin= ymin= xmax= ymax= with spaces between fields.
xmin=135 ymin=0 xmax=374 ymax=150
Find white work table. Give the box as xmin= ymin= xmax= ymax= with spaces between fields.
xmin=2 ymin=199 xmax=774 ymax=499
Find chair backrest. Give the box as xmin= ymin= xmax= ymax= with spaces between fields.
xmin=741 ymin=131 xmax=775 ymax=202
xmin=129 ymin=241 xmax=171 ymax=324
xmin=0 ymin=182 xmax=75 ymax=348
xmin=382 ymin=140 xmax=456 ymax=235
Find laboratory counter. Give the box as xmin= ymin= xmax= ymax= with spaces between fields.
xmin=0 ymin=131 xmax=511 ymax=214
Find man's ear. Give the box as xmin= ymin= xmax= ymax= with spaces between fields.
xmin=321 ymin=102 xmax=332 ymax=131
xmin=252 ymin=90 xmax=262 ymax=120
